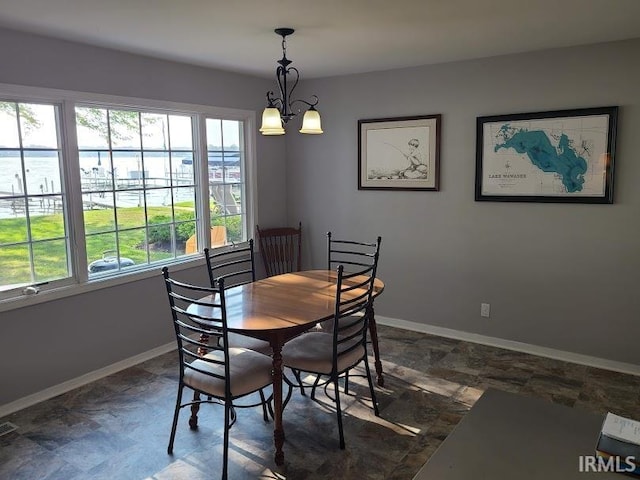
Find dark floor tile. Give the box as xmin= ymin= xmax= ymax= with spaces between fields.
xmin=0 ymin=434 xmax=81 ymax=480
xmin=575 ymin=382 xmax=640 ymax=420
xmin=520 ymin=373 xmax=583 ymax=406
xmin=54 ymin=428 xmax=138 ymax=472
xmin=21 ymin=413 xmax=102 ymax=451
xmin=585 ymin=366 xmax=640 ymax=389
xmin=2 ymin=326 xmax=640 ymax=480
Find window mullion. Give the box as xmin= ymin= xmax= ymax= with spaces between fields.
xmin=60 ymin=99 xmax=88 ymax=283
xmin=13 ymin=107 xmax=37 ymax=283
xmin=137 ymin=111 xmax=151 ymax=264
xmin=195 ymin=114 xmax=210 ymax=250
xmin=243 ymin=115 xmax=257 ymax=242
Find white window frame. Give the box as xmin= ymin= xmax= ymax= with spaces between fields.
xmin=0 ymin=83 xmax=258 ymax=312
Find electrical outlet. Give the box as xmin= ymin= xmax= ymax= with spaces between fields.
xmin=480 ymin=303 xmax=490 ymax=318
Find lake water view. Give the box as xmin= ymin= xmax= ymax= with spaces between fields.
xmin=0 ymin=150 xmax=241 ymax=219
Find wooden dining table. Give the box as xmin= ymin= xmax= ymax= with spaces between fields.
xmin=187 ymin=269 xmax=385 ymax=466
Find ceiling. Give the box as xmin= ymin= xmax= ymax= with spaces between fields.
xmin=0 ymin=0 xmax=639 ymax=79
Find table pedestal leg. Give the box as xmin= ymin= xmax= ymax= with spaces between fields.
xmin=367 ymin=304 xmax=384 ymax=387
xmin=271 ymin=341 xmax=285 ymax=465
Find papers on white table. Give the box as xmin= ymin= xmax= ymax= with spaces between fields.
xmin=601 ymin=412 xmax=640 ymax=445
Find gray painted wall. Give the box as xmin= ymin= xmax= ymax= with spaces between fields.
xmin=286 ymin=39 xmax=640 ymax=365
xmin=2 ymin=26 xmax=639 ymax=408
xmin=0 ymin=27 xmax=287 ymax=405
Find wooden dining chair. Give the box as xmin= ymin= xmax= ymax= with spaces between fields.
xmin=281 ymin=235 xmax=381 ymax=449
xmin=162 ymin=267 xmax=273 ymax=480
xmin=256 ymin=222 xmax=302 ymax=277
xmin=203 ymin=240 xmax=272 ymax=355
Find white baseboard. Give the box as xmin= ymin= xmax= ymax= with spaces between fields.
xmin=0 ymin=341 xmax=176 ymax=419
xmin=376 ymin=315 xmax=640 ymax=377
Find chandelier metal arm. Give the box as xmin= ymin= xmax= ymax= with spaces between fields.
xmin=289 ymin=95 xmax=319 ymax=109
xmin=276 ymin=66 xmax=299 ymax=120
xmin=265 ymin=91 xmax=283 ymax=109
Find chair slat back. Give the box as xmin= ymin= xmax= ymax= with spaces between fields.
xmin=327 ymin=231 xmax=380 ymax=274
xmin=204 ymin=239 xmax=256 ymax=288
xmin=329 ymin=235 xmax=382 ymax=364
xmin=162 ymin=267 xmax=230 ymax=388
xmin=256 ymin=222 xmax=302 ymax=277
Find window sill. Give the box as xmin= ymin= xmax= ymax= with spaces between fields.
xmin=0 ymin=255 xmax=206 ymax=314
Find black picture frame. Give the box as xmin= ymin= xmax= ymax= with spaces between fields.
xmin=475 ymin=106 xmax=618 ymax=203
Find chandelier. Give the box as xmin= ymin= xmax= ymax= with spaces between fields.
xmin=259 ymin=28 xmax=323 ymax=136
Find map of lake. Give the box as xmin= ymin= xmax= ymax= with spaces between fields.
xmin=494 ymin=126 xmax=588 ymax=193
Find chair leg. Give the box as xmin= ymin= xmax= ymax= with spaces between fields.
xmin=259 ymin=389 xmax=269 ymax=422
xmin=334 ymin=375 xmax=345 ymax=449
xmin=344 ymin=371 xmax=350 ymax=395
xmin=229 ymin=405 xmax=237 ymax=427
xmin=168 ymin=384 xmax=184 ymax=454
xmin=292 ymin=369 xmax=306 ymax=396
xmin=282 ymin=373 xmax=294 ymax=410
xmin=189 ymin=390 xmax=200 ymax=429
xmin=267 ymin=395 xmax=275 ymax=420
xmin=364 ymin=356 xmax=380 ymax=416
xmin=310 ymin=374 xmax=322 ymax=400
xmin=222 ymin=401 xmax=231 ymax=480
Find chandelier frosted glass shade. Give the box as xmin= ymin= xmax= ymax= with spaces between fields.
xmin=299 ymin=107 xmax=323 ymax=134
xmin=259 ymin=107 xmax=285 ymax=135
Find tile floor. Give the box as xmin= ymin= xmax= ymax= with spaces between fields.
xmin=2 ymin=325 xmax=640 ymax=479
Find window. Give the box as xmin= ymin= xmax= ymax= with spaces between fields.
xmin=0 ymin=101 xmax=72 ymax=293
xmin=0 ymin=86 xmax=255 ymax=303
xmin=206 ymin=119 xmax=246 ymax=244
xmin=76 ymin=107 xmax=198 ymax=277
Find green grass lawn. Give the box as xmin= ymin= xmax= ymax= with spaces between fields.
xmin=0 ymin=202 xmax=242 ymax=286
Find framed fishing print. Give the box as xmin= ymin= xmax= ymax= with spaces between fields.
xmin=358 ymin=114 xmax=441 ymax=191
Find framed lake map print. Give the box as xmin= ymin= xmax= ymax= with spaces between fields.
xmin=475 ymin=106 xmax=618 ymax=203
xmin=358 ymin=114 xmax=441 ymax=191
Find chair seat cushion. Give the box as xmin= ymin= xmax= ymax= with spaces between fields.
xmin=318 ymin=314 xmax=364 ymax=337
xmin=282 ymin=332 xmax=365 ymax=375
xmin=186 ymin=329 xmax=271 ymax=355
xmin=226 ymin=333 xmax=272 ymax=355
xmin=184 ymin=347 xmax=273 ymax=398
